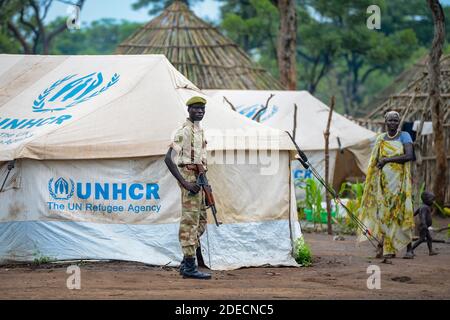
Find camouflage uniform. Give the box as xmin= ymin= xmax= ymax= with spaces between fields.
xmin=171 ymin=118 xmax=208 ymax=257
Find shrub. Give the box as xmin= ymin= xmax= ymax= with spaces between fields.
xmin=335 ymin=181 xmax=366 ymax=234
xmin=294 ymin=237 xmax=312 ymax=266
xmin=32 ymin=249 xmax=54 ymax=265
xmin=433 ymin=201 xmax=450 ymax=217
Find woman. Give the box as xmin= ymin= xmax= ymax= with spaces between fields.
xmin=358 ymin=111 xmax=415 ymax=260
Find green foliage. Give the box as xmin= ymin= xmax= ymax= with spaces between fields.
xmin=50 ymin=19 xmax=142 ymax=55
xmin=302 ymin=178 xmax=323 ymax=224
xmin=335 ymin=181 xmax=365 ymax=234
xmin=220 ymin=0 xmax=279 ymax=60
xmin=433 ymin=201 xmax=450 ymax=217
xmin=0 ymin=0 xmax=91 ymax=54
xmin=218 ymin=0 xmax=445 ymax=116
xmin=293 ymin=237 xmax=312 ymax=266
xmin=297 ymin=203 xmax=306 ymax=221
xmin=307 ymin=0 xmax=419 ymax=114
xmin=0 ymin=33 xmax=20 ymax=53
xmin=32 ymin=250 xmax=54 ymax=265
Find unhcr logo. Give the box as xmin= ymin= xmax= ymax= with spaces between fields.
xmin=48 ymin=177 xmax=75 ymax=200
xmin=48 ymin=177 xmax=160 ymax=201
xmin=237 ymin=104 xmax=279 ymax=122
xmin=33 ymin=72 xmax=120 ymax=113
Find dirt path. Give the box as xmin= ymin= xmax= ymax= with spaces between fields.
xmin=0 ymin=232 xmax=449 ymax=300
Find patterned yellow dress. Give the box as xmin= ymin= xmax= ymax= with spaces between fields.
xmin=358 ymin=132 xmax=414 ymax=255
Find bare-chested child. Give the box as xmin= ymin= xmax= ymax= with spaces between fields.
xmin=404 ymin=191 xmax=438 ymax=258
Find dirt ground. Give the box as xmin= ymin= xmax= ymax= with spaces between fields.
xmin=1 ymin=228 xmax=449 ymax=300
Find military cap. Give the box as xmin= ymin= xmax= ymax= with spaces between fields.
xmin=186 ymin=96 xmax=207 ymax=107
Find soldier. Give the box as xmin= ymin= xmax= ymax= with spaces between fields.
xmin=164 ymin=96 xmax=211 ymax=280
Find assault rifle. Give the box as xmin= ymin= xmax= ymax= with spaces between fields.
xmin=188 ymin=164 xmax=221 ymax=227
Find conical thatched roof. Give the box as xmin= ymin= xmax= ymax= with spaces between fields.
xmin=116 ymin=1 xmax=283 ymax=90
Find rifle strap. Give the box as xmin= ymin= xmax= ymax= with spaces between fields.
xmin=190 ymin=125 xmax=195 ymax=164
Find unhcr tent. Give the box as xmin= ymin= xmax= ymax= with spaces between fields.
xmin=205 ymin=90 xmax=377 ymax=196
xmin=0 ymin=55 xmax=301 ymax=270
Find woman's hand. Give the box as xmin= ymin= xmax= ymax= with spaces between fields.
xmin=377 ymin=158 xmax=389 ymax=169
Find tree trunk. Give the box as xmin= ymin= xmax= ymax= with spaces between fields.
xmin=276 ymin=0 xmax=297 ymax=90
xmin=427 ymin=0 xmax=447 ymax=208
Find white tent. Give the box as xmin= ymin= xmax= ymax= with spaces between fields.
xmin=0 ymin=55 xmax=301 ymax=270
xmin=205 ymin=90 xmax=377 ymax=195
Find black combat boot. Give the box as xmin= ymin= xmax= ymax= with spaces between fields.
xmin=182 ymin=257 xmax=211 ymax=280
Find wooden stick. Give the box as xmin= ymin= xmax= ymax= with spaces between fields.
xmin=252 ymin=94 xmax=275 ymax=122
xmin=324 ymin=96 xmax=335 ymax=235
xmin=223 ymin=96 xmax=236 ymax=112
xmin=292 ymin=103 xmax=298 ymax=141
xmin=436 ymin=226 xmax=450 ymax=233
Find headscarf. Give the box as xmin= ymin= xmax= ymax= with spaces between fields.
xmin=384 ymin=111 xmax=400 ymax=121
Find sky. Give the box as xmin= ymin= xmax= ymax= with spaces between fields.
xmin=46 ymin=0 xmax=221 ymax=24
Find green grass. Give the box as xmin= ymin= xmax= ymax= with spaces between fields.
xmin=294 ymin=237 xmax=313 ymax=267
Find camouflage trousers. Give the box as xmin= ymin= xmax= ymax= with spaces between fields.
xmin=179 ymin=167 xmax=207 ymax=257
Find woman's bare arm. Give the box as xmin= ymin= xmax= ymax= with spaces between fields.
xmin=377 ymin=143 xmax=414 ymax=169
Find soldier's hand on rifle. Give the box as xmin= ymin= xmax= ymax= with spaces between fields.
xmin=183 ymin=181 xmax=201 ymax=194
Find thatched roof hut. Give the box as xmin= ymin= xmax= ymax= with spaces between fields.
xmin=116 ymin=1 xmax=283 ymax=90
xmin=363 ymin=55 xmax=449 ymax=125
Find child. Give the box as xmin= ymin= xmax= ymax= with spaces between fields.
xmin=404 ymin=191 xmax=438 ymax=258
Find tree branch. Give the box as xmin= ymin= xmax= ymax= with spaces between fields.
xmin=310 ymin=54 xmax=332 ymax=93
xmin=360 ymin=65 xmax=381 ymax=84
xmin=28 ymin=0 xmax=45 ymax=53
xmin=298 ymin=50 xmax=315 ymax=63
xmin=18 ymin=8 xmax=38 ymax=36
xmin=7 ymin=21 xmax=31 ymax=53
xmin=42 ymin=0 xmax=53 ymax=21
